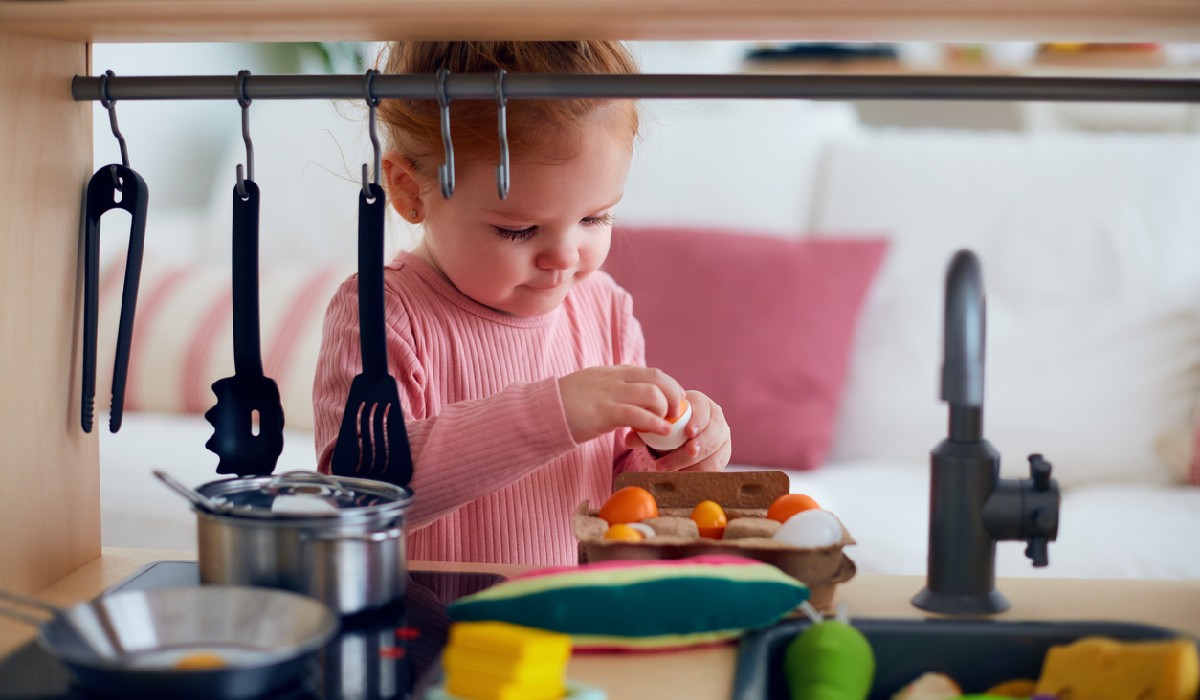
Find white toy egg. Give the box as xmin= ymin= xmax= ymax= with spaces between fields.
xmin=628 ymin=522 xmax=657 ymax=539
xmin=772 ymin=509 xmax=843 ymax=548
xmin=637 ymin=398 xmax=693 ymax=452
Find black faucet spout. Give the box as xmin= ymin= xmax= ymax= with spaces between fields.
xmin=943 ymin=251 xmax=985 ymax=413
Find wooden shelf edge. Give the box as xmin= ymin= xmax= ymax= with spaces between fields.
xmin=3 ymin=0 xmax=1200 ymax=44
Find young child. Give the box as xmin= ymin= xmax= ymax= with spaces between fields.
xmin=313 ymin=41 xmax=731 ymax=566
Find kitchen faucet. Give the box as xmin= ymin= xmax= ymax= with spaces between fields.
xmin=911 ymin=250 xmax=1061 ymax=615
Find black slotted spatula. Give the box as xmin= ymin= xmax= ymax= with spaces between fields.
xmin=204 ymin=180 xmax=285 ymax=475
xmin=330 ymin=183 xmax=413 ymax=488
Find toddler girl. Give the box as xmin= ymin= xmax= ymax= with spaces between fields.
xmin=313 ymin=41 xmax=731 ymax=566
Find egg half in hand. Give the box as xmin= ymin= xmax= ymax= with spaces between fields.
xmin=637 ymin=398 xmax=692 ymax=452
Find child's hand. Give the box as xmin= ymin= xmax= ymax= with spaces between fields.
xmin=559 ymin=365 xmax=687 ymax=445
xmin=626 ymin=390 xmax=731 ymax=472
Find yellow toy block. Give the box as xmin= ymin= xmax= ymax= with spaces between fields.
xmin=443 ymin=647 xmax=566 ymax=684
xmin=442 ymin=621 xmax=574 ymax=700
xmin=449 ymin=621 xmax=572 ymax=663
xmin=1034 ymin=635 xmax=1200 ymax=700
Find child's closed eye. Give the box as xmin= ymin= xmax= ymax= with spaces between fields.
xmin=492 ymin=213 xmax=612 ymax=242
xmin=493 ymin=225 xmax=536 ymax=241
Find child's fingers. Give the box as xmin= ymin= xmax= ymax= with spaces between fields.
xmin=614 ymin=403 xmax=672 ymax=436
xmin=621 ymin=365 xmax=685 ymax=419
xmin=678 ymin=437 xmax=731 ymax=472
xmin=683 ymin=390 xmax=711 ymax=439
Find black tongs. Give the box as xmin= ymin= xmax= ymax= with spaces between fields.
xmin=81 ymin=164 xmax=148 ymax=433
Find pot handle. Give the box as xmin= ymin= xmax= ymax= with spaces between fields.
xmin=302 ymin=527 xmax=403 ymax=543
xmin=266 ymin=471 xmax=354 ymax=498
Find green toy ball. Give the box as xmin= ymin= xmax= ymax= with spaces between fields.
xmin=783 ymin=620 xmax=875 ymax=700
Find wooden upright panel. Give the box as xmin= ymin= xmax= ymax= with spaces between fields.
xmin=0 ymin=34 xmax=98 ymax=594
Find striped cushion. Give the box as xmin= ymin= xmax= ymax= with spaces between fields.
xmin=95 ymin=255 xmax=350 ymax=430
xmin=446 ymin=555 xmax=810 ymax=650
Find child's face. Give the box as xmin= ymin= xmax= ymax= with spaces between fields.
xmin=411 ymin=109 xmax=633 ymax=317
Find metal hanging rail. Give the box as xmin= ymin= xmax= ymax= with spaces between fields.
xmin=73 ymin=73 xmax=1200 ymax=104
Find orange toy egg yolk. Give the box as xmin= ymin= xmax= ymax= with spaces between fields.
xmin=668 ymin=398 xmax=690 ymax=425
xmin=603 ymin=523 xmax=645 ymax=542
xmin=598 ymin=486 xmax=659 ymax=525
xmin=766 ymin=493 xmax=821 ymax=524
xmin=174 ymin=651 xmax=227 ymax=670
xmin=690 ymin=500 xmax=727 ymax=539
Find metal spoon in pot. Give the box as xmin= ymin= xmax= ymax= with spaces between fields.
xmin=153 ymin=469 xmax=232 ymax=514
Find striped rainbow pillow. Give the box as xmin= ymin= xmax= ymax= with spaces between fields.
xmin=446 ymin=555 xmax=809 ymax=650
xmin=94 ymin=255 xmax=351 ymax=430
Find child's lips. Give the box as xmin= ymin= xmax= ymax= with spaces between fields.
xmin=526 ymin=278 xmax=565 ymax=291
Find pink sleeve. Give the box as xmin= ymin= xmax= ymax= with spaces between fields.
xmin=313 ymin=279 xmax=578 ymax=529
xmin=611 ymin=287 xmax=658 ymax=476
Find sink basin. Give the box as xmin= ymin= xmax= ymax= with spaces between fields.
xmin=734 ymin=616 xmax=1197 ymax=700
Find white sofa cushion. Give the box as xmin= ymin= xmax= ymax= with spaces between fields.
xmin=813 ymin=130 xmax=1200 ymax=488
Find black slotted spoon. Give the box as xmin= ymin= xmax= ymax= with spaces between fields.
xmin=204 ymin=179 xmax=285 ymax=475
xmin=330 ymin=182 xmax=413 ymax=487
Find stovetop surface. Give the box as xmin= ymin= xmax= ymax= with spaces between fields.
xmin=0 ymin=562 xmax=503 ymax=700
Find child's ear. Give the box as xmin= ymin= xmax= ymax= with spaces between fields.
xmin=382 ymin=151 xmax=425 ymax=223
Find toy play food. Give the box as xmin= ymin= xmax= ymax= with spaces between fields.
xmin=1034 ymin=635 xmax=1199 ymax=700
xmin=767 ymin=493 xmax=821 ymax=523
xmin=598 ymin=486 xmax=658 ymax=524
xmin=891 ymin=671 xmax=961 ymax=699
xmin=449 ymin=556 xmax=811 ymax=651
xmin=690 ymin=499 xmax=728 ymax=538
xmin=173 ymin=651 xmax=227 ymax=670
xmin=627 ymin=522 xmax=656 ymax=539
xmin=783 ymin=619 xmax=874 ymax=700
xmin=603 ymin=523 xmax=644 ymax=542
xmin=773 ymin=509 xmax=844 ymax=548
xmin=441 ymin=620 xmax=571 ymax=700
xmin=637 ymin=397 xmax=692 ymax=451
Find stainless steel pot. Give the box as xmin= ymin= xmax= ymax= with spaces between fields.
xmin=193 ymin=471 xmax=413 ymax=615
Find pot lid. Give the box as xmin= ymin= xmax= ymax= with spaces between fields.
xmin=194 ymin=471 xmax=412 ymax=519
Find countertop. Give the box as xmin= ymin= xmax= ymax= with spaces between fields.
xmin=3 ymin=548 xmax=1199 ymax=699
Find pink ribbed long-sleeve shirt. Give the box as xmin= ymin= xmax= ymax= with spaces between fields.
xmin=313 ymin=251 xmax=656 ymax=566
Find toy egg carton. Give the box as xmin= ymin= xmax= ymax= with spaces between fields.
xmin=573 ymin=470 xmax=856 ymax=613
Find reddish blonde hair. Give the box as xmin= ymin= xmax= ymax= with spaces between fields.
xmin=377 ymin=41 xmax=639 ymax=173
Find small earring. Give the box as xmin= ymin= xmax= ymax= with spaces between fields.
xmin=409 ymin=209 xmax=418 ymax=220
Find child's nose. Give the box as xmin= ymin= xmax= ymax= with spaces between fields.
xmin=537 ymin=238 xmax=580 ymax=270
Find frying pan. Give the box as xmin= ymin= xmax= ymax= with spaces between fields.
xmin=0 ymin=585 xmax=337 ymax=699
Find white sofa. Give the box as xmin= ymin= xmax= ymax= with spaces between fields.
xmin=97 ymin=96 xmax=1200 ymax=582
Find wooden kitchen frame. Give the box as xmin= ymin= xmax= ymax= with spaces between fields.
xmin=3 ymin=0 xmax=1200 ymax=596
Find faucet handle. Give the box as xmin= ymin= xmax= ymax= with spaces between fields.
xmin=1026 ymin=536 xmax=1050 ymax=567
xmin=1029 ymin=453 xmax=1052 ymax=491
xmin=1024 ymin=454 xmax=1059 ymax=568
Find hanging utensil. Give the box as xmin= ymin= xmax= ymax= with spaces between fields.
xmin=82 ymin=70 xmax=148 ymax=434
xmin=331 ymin=70 xmax=414 ymax=488
xmin=204 ymin=72 xmax=286 ymax=476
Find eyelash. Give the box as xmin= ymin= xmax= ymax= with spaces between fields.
xmin=492 ymin=213 xmax=614 ymax=241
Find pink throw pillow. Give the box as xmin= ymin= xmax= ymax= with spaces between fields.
xmin=603 ymin=227 xmax=886 ymax=470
